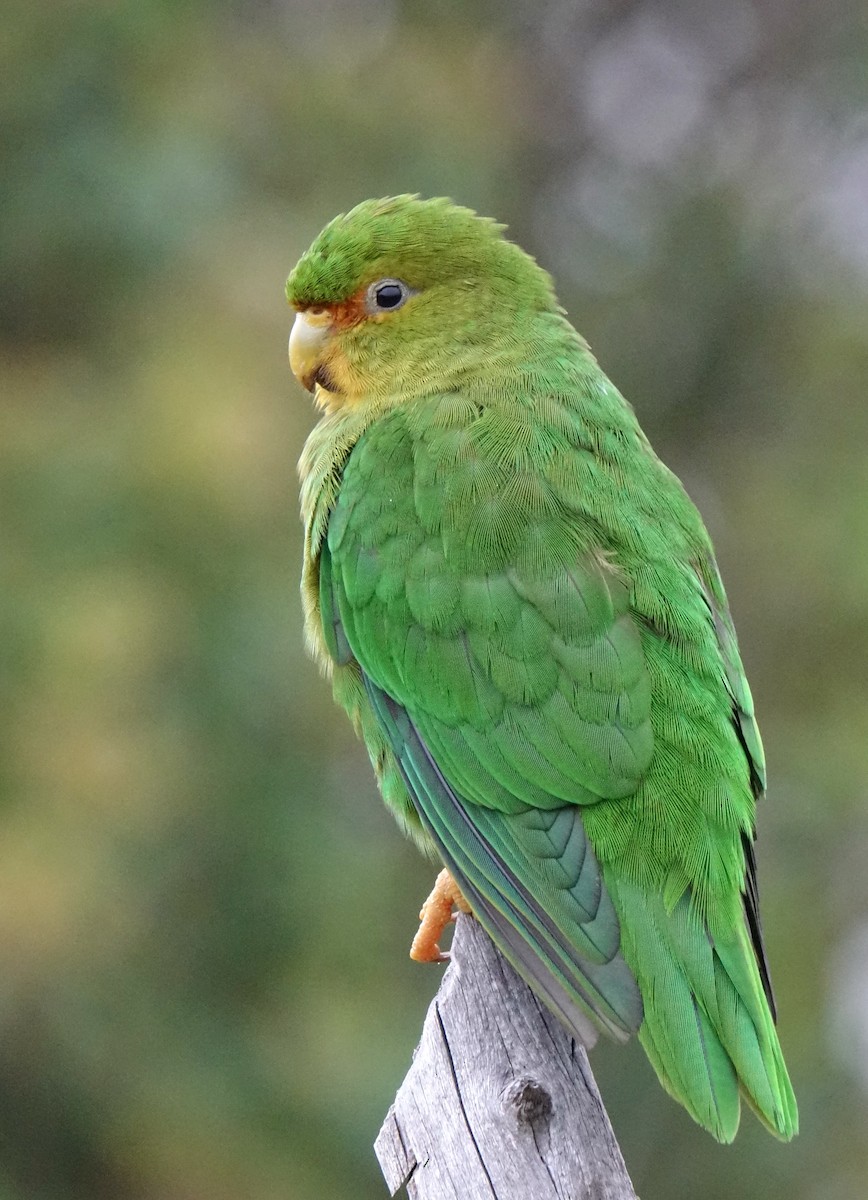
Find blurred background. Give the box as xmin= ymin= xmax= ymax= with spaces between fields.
xmin=2 ymin=0 xmax=868 ymax=1196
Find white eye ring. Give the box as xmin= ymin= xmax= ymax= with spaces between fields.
xmin=364 ymin=278 xmax=415 ymax=314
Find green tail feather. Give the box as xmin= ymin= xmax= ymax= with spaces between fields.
xmin=608 ymin=876 xmax=798 ymax=1142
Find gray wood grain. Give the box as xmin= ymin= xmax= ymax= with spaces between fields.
xmin=375 ymin=914 xmax=638 ymax=1200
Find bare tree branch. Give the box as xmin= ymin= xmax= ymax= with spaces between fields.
xmin=375 ymin=914 xmax=637 ymax=1200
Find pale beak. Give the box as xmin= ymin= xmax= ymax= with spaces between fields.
xmin=289 ymin=309 xmax=333 ymax=393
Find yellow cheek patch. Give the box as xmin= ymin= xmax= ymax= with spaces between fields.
xmin=313 ymin=351 xmax=370 ymax=412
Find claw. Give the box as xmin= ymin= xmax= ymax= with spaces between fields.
xmin=409 ymin=868 xmax=470 ymax=963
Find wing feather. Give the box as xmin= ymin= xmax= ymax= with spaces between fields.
xmin=364 ymin=675 xmax=643 ymax=1043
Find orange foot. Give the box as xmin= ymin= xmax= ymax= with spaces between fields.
xmin=410 ymin=868 xmax=472 ymax=963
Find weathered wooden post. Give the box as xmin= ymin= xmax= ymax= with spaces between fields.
xmin=375 ymin=914 xmax=637 ymax=1200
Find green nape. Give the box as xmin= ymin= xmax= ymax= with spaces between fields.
xmin=286 ymin=194 xmax=558 ymax=311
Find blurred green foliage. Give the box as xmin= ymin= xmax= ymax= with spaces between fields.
xmin=3 ymin=1 xmax=868 ymax=1197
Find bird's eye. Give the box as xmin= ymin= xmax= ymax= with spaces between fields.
xmin=365 ymin=278 xmax=414 ymax=314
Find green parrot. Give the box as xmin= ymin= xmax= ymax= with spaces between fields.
xmin=286 ymin=195 xmax=798 ymax=1142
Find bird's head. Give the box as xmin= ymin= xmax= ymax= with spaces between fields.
xmin=286 ymin=195 xmax=560 ymax=409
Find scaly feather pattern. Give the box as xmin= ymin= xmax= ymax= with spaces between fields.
xmin=288 ymin=195 xmax=798 ymax=1142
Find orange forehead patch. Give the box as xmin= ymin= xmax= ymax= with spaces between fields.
xmin=297 ymin=286 xmax=368 ymax=330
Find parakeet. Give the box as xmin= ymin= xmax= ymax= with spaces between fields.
xmin=286 ymin=195 xmax=798 ymax=1142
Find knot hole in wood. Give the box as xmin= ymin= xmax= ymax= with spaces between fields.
xmin=501 ymin=1076 xmax=553 ymax=1128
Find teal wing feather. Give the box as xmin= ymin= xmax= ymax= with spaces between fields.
xmin=363 ymin=673 xmax=640 ymax=1045
xmin=315 ymin=387 xmax=796 ymax=1141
